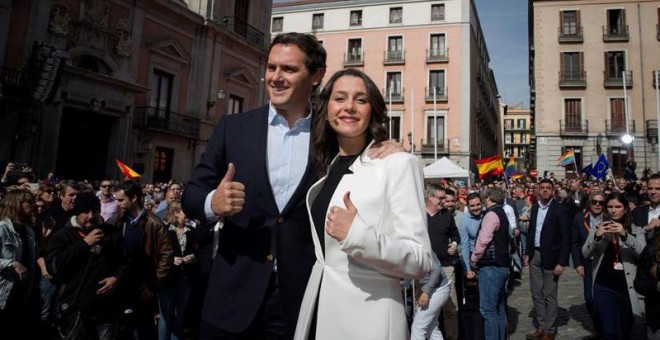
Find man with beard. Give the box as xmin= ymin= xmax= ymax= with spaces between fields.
xmin=525 ymin=179 xmax=570 ymax=340
xmin=635 ymin=173 xmax=660 ymax=243
xmin=36 ymin=179 xmax=79 ymax=337
xmin=426 ymin=184 xmax=459 ymax=340
xmin=46 ymin=192 xmax=127 ymax=339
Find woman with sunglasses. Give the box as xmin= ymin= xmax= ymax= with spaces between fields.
xmin=571 ymin=191 xmax=606 ymax=339
xmin=582 ymin=192 xmax=646 ymax=339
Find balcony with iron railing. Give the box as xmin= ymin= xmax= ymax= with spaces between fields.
xmin=424 ymin=86 xmax=448 ymax=102
xmin=604 ymin=70 xmax=633 ymax=88
xmin=558 ymin=25 xmax=583 ymax=43
xmin=605 ymin=119 xmax=635 ymax=136
xmin=0 ymin=66 xmax=31 ymax=99
xmin=602 ymin=24 xmax=629 ymax=42
xmin=134 ymin=106 xmax=200 ymax=139
xmin=382 ymin=87 xmax=404 ymax=103
xmin=558 ymin=70 xmax=587 ymax=88
xmin=343 ymin=52 xmax=364 ymax=67
xmin=647 ymin=119 xmax=658 ymax=143
xmin=504 ymin=125 xmax=531 ymax=132
xmin=383 ymin=50 xmax=405 ymax=65
xmin=426 ymin=48 xmax=448 ymax=63
xmin=420 ymin=138 xmax=450 ymax=154
xmin=221 ymin=16 xmax=266 ymax=50
xmin=559 ymin=119 xmax=589 ymax=137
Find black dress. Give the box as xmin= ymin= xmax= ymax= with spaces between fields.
xmin=311 ymin=155 xmax=358 ymax=255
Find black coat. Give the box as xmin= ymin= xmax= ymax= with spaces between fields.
xmin=427 ymin=210 xmax=459 ymax=266
xmin=45 ymin=219 xmax=128 ymax=314
xmin=634 ymin=244 xmax=660 ymax=332
xmin=181 ymin=106 xmax=317 ymax=334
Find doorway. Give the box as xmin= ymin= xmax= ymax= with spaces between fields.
xmin=56 ymin=107 xmax=114 ymax=180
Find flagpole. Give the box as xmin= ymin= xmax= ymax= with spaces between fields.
xmin=433 ymin=85 xmax=438 ymax=162
xmin=411 ymin=88 xmax=415 ymax=155
xmin=388 ymin=82 xmax=393 ymax=140
xmin=571 ymin=148 xmax=579 ymax=179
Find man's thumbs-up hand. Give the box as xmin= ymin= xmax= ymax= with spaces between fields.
xmin=211 ymin=163 xmax=246 ymax=216
xmin=325 ymin=192 xmax=358 ymax=242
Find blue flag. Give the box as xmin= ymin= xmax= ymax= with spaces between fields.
xmin=581 ymin=163 xmax=593 ymax=174
xmin=590 ymin=154 xmax=610 ymax=180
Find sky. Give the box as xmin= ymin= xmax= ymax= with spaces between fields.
xmin=273 ymin=0 xmax=530 ymax=108
xmin=474 ymin=0 xmax=529 ymax=108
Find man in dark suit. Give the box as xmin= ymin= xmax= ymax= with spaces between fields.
xmin=182 ymin=33 xmax=401 ymax=339
xmin=524 ymin=179 xmax=570 ymax=340
xmin=182 ymin=33 xmax=327 ymax=339
xmin=633 ymin=173 xmax=660 ymax=242
xmin=570 ymin=191 xmax=606 ymax=340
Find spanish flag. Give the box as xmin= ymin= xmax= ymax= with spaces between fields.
xmin=115 ymin=159 xmax=141 ymax=179
xmin=475 ymin=155 xmax=504 ymax=179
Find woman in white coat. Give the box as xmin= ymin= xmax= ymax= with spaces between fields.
xmin=294 ymin=69 xmax=432 ymax=340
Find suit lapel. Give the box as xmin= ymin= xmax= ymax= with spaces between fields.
xmin=252 ymin=108 xmax=279 ymax=214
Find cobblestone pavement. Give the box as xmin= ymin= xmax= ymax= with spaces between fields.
xmin=507 ymin=267 xmax=594 ymax=340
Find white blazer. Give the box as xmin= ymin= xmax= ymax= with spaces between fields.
xmin=294 ymin=146 xmax=432 ymax=340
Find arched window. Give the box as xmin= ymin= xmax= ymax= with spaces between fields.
xmin=77 ymin=56 xmax=112 ymax=75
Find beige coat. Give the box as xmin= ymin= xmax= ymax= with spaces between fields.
xmin=582 ymin=224 xmax=646 ymax=327
xmin=294 ymin=149 xmax=432 ymax=340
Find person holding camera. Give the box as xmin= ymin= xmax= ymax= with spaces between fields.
xmin=45 ymin=192 xmax=128 ymax=339
xmin=582 ymin=193 xmax=646 ymax=339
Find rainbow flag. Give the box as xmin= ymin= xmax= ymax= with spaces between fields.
xmin=475 ymin=155 xmax=504 ymax=179
xmin=115 ymin=159 xmax=141 ymax=179
xmin=505 ymin=157 xmax=516 ymax=176
xmin=557 ymin=149 xmax=575 ymax=167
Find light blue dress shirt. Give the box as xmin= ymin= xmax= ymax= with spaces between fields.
xmin=459 ymin=212 xmax=482 ymax=271
xmin=534 ymin=199 xmax=552 ymax=247
xmin=204 ymin=103 xmax=311 ymax=218
xmin=267 ymin=104 xmax=311 ymax=212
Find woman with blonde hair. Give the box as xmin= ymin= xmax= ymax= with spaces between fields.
xmin=0 ymin=189 xmax=38 ymax=339
xmin=159 ymin=200 xmax=198 ymax=340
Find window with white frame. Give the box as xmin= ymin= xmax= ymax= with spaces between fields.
xmin=312 ymin=13 xmax=324 ymax=29
xmin=386 ymin=115 xmax=402 ymax=142
xmin=429 ymin=33 xmax=446 ymax=58
xmin=429 ymin=70 xmax=445 ymax=96
xmin=272 ymin=17 xmax=283 ymax=32
xmin=426 ymin=115 xmax=445 ymax=145
xmin=350 ymin=10 xmax=362 ymax=26
xmin=431 ymin=4 xmax=445 ymax=21
xmin=386 ymin=72 xmax=402 ymax=97
xmin=390 ymin=7 xmax=402 ymax=24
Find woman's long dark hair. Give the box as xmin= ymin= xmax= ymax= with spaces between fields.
xmin=605 ymin=192 xmax=633 ymax=233
xmin=312 ymin=69 xmax=388 ymax=175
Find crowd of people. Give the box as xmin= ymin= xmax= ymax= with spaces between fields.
xmin=2 ymin=31 xmax=660 ymax=340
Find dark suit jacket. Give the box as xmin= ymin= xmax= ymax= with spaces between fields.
xmin=182 ymin=105 xmax=317 ymax=334
xmin=526 ymin=200 xmax=571 ymax=270
xmin=571 ymin=210 xmax=592 ymax=268
xmin=633 ymin=205 xmax=650 ymax=229
xmin=427 ymin=211 xmax=459 ymax=266
xmin=633 ymin=205 xmax=653 ymax=243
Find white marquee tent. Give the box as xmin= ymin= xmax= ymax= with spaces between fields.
xmin=423 ymin=157 xmax=469 ymax=179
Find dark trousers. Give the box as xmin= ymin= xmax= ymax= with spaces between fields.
xmin=593 ymin=283 xmax=633 ymax=340
xmin=582 ymin=261 xmax=602 ymax=334
xmin=200 ymin=274 xmax=288 ymax=340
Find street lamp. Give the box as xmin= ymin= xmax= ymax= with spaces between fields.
xmin=407 ymin=132 xmax=413 ymax=154
xmin=622 ymin=70 xmax=634 ymax=145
